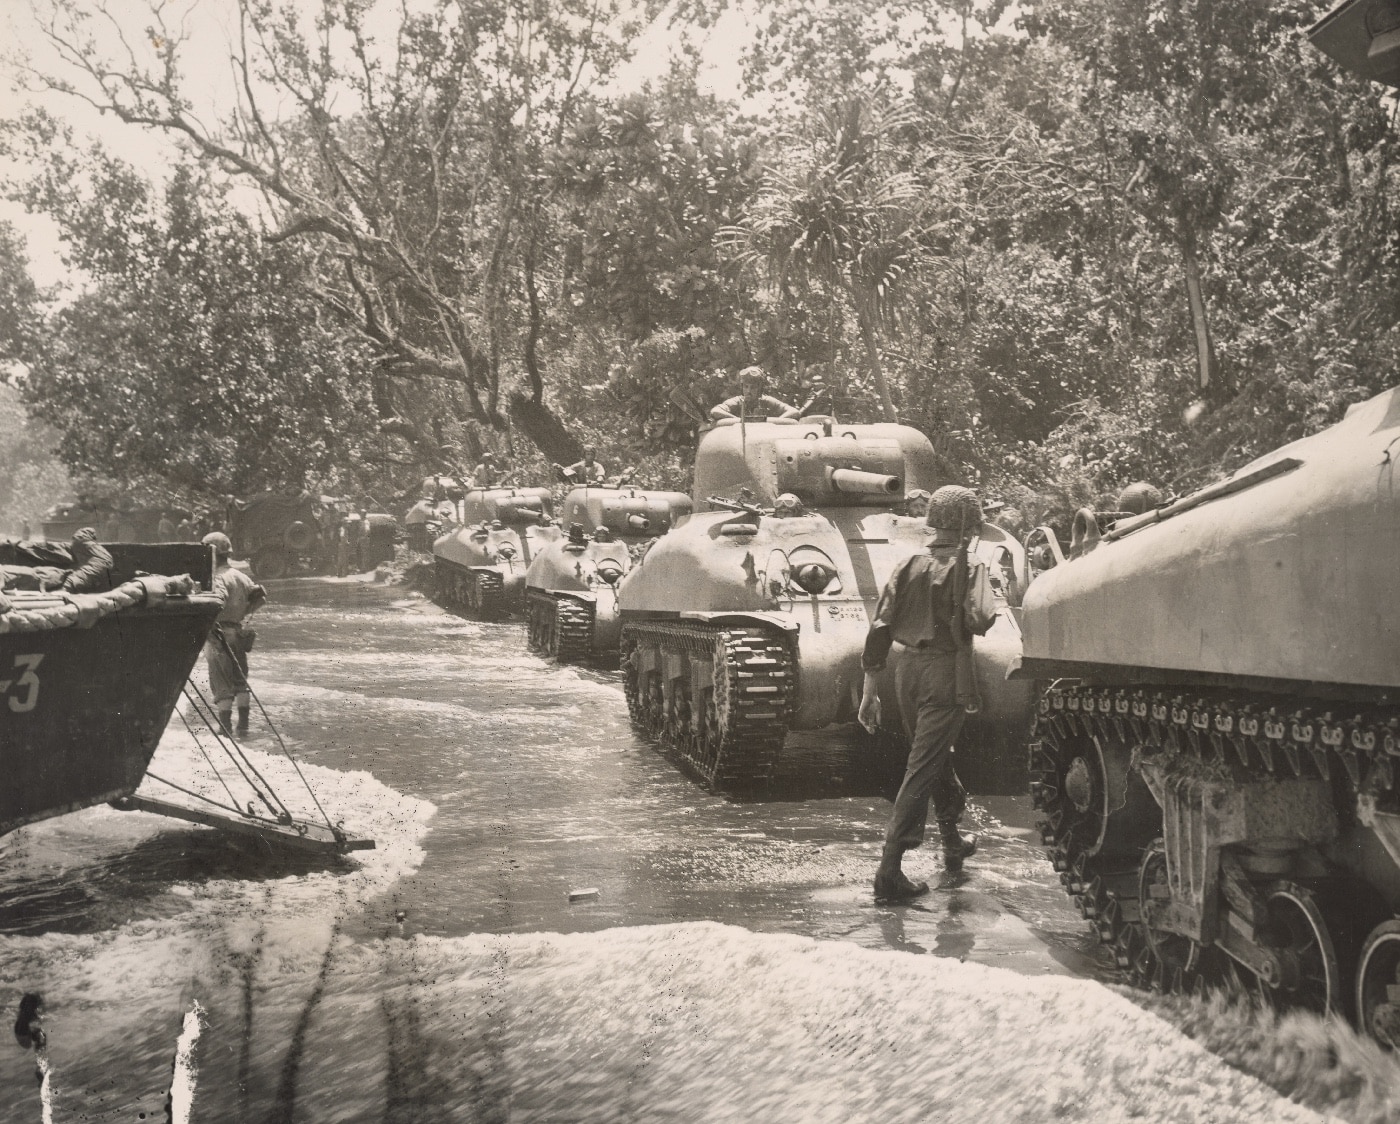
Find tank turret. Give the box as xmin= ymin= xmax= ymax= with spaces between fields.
xmin=523 ymin=484 xmax=692 ymax=662
xmin=617 ymin=414 xmax=1035 ymax=791
xmin=431 ymin=486 xmax=558 ymax=618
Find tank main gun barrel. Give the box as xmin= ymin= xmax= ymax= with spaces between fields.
xmin=826 ymin=468 xmax=901 ymax=495
xmin=626 ymin=514 xmax=650 ymax=532
xmin=495 ymin=497 xmax=544 ymax=523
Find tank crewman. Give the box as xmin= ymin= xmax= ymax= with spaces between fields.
xmin=857 ymin=485 xmax=998 ymax=901
xmin=157 ymin=511 xmax=176 ymax=542
xmin=471 ymin=451 xmax=502 ymax=488
xmin=709 ymin=366 xmax=802 ymax=421
xmin=203 ymin=531 xmax=268 ymax=738
xmin=557 ymin=446 xmax=606 ymax=485
xmin=903 ymin=489 xmax=932 ymax=520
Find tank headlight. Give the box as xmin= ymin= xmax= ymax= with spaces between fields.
xmin=597 ymin=563 xmax=624 ymax=585
xmin=792 ymin=562 xmax=836 ymax=595
xmin=496 ymin=541 xmax=517 ymax=559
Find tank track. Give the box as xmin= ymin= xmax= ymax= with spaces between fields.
xmin=1031 ymin=683 xmax=1400 ymax=996
xmin=434 ymin=560 xmax=505 ymax=620
xmin=525 ymin=590 xmax=594 ymax=663
xmin=621 ymin=620 xmax=795 ymax=790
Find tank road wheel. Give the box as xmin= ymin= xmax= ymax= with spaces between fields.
xmin=1258 ymin=881 xmax=1342 ymax=1017
xmin=1137 ymin=841 xmax=1203 ymax=994
xmin=553 ymin=599 xmax=594 ymax=664
xmin=1357 ymin=921 xmax=1400 ymax=1046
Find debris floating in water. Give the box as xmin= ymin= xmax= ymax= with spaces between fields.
xmin=568 ymin=887 xmax=599 ymax=902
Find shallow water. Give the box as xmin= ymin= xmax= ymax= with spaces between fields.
xmin=0 ymin=578 xmax=1139 ymax=1120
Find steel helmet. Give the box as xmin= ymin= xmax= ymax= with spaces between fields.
xmin=926 ymin=485 xmax=983 ymax=535
xmin=202 ymin=531 xmax=233 ymax=555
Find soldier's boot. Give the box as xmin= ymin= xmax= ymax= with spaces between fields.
xmin=873 ymin=844 xmax=929 ymax=903
xmin=217 ymin=709 xmax=234 ymax=738
xmin=939 ymin=821 xmax=977 ymax=873
xmin=236 ymin=706 xmax=250 ymax=738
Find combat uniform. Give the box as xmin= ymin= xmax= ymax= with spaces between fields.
xmin=206 ymin=550 xmax=267 ymax=737
xmin=564 ymin=457 xmax=606 ymax=485
xmin=709 ymin=392 xmax=801 ymax=421
xmin=861 ymin=486 xmax=997 ymax=900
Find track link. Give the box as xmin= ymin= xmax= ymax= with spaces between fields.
xmin=433 ymin=560 xmax=507 ymax=620
xmin=1031 ymin=682 xmax=1400 ymax=999
xmin=526 ymin=590 xmax=594 ymax=663
xmin=622 ymin=620 xmax=795 ymax=790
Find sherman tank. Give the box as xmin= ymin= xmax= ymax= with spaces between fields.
xmin=432 ymin=487 xmax=558 ymax=618
xmin=617 ymin=413 xmax=1035 ymax=790
xmin=1022 ymin=0 xmax=1400 ymax=1042
xmin=524 ymin=482 xmax=692 ymax=662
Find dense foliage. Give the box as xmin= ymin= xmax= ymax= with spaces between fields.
xmin=2 ymin=0 xmax=1396 ymax=522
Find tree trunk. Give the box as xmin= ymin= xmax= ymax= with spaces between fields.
xmin=855 ymin=303 xmax=898 ymax=422
xmin=508 ymin=390 xmax=584 ymax=466
xmin=1181 ymin=241 xmax=1217 ymax=391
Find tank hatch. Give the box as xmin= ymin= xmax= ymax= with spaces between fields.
xmin=1311 ymin=0 xmax=1400 ymax=87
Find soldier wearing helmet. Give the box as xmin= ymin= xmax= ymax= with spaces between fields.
xmin=858 ymin=484 xmax=998 ymax=901
xmin=709 ymin=366 xmax=802 ymax=422
xmin=203 ymin=530 xmax=268 ymax=739
xmin=1116 ymin=481 xmax=1163 ymax=516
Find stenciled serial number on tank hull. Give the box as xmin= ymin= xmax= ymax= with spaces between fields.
xmin=824 ymin=604 xmax=867 ymax=622
xmin=0 ymin=653 xmax=44 ymax=713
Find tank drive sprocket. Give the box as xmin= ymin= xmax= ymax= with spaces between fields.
xmin=1029 ymin=684 xmax=1162 ymax=978
xmin=622 ymin=621 xmax=795 ymax=790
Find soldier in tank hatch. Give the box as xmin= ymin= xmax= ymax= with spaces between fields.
xmin=471 ymin=451 xmax=508 ymax=488
xmin=203 ymin=531 xmax=267 ymax=739
xmin=709 ymin=366 xmax=802 ymax=422
xmin=557 ymin=446 xmax=607 ymax=485
xmin=858 ymin=485 xmax=997 ymax=902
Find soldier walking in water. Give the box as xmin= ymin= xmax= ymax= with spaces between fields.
xmin=858 ymin=485 xmax=998 ymax=901
xmin=203 ymin=531 xmax=268 ymax=738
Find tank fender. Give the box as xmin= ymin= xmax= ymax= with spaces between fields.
xmin=677 ymin=610 xmax=799 ymax=634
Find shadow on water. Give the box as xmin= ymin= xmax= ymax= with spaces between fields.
xmin=0 ymin=828 xmax=354 ymax=937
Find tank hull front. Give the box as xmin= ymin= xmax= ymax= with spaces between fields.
xmin=1021 ymin=386 xmax=1400 ymax=698
xmin=619 ymin=508 xmax=1031 ymax=789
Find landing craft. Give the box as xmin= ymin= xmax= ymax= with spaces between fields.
xmin=432 ymin=487 xmax=560 ymax=618
xmin=1020 ymin=0 xmax=1400 ymax=1041
xmin=617 ymin=411 xmax=1035 ymax=791
xmin=524 ymin=480 xmax=691 ymax=662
